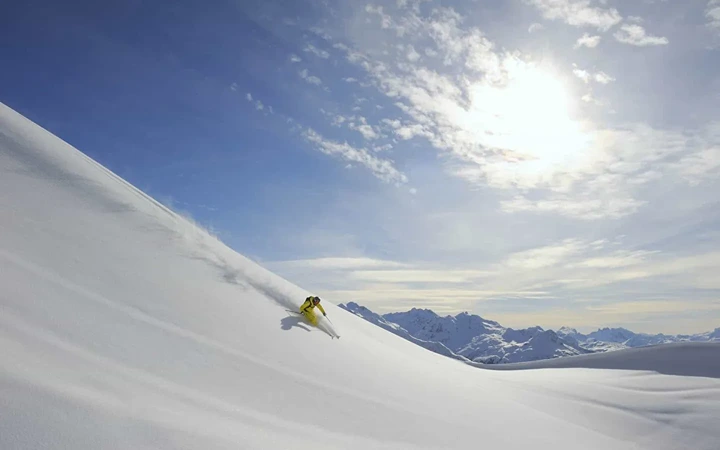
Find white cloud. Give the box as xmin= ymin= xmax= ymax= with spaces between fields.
xmin=528 ymin=23 xmax=545 ymax=33
xmin=349 ymin=116 xmax=381 ymax=140
xmin=395 ymin=123 xmax=433 ymax=140
xmin=576 ymin=250 xmax=658 ymax=268
xmin=505 ymin=239 xmax=586 ymax=269
xmin=303 ymin=129 xmax=407 ymax=184
xmin=344 ymin=77 xmax=358 ymax=83
xmin=525 ymin=0 xmax=622 ymax=31
xmin=594 ymin=71 xmax=615 ymax=84
xmin=406 ymin=44 xmax=421 ymax=62
xmin=230 ymin=83 xmax=238 ymax=91
xmin=289 ymin=54 xmax=302 ymax=63
xmin=310 ymin=27 xmax=332 ymax=41
xmin=303 ymin=44 xmax=330 ymax=59
xmin=299 ymin=68 xmax=323 ymax=86
xmin=272 ymin=257 xmax=407 ymax=270
xmin=382 ymin=118 xmax=402 ymax=129
xmin=495 ymin=124 xmax=720 ymax=218
xmin=373 ymin=143 xmax=394 ymax=152
xmin=708 ymin=0 xmax=720 ymax=29
xmin=365 ymin=5 xmax=394 ymax=30
xmin=581 ymin=93 xmax=604 ymax=105
xmin=574 ymin=33 xmax=601 ymax=49
xmin=329 ymin=113 xmax=346 ymax=127
xmin=350 ymin=269 xmax=490 ymax=283
xmin=614 ymin=24 xmax=669 ymax=46
xmin=326 ymin=113 xmax=382 ymax=140
xmin=573 ymin=67 xmax=614 ymax=84
xmin=573 ymin=68 xmax=591 ymax=83
xmin=246 ymin=93 xmax=253 ymax=102
xmin=321 ymin=4 xmax=717 ymax=221
xmin=501 ymin=194 xmax=645 ymax=220
xmin=675 ymin=147 xmax=720 ymax=185
xmin=255 ymin=100 xmax=264 ymax=111
xmin=396 ymin=0 xmax=429 ymax=14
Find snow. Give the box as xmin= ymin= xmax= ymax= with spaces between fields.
xmin=1 ymin=101 xmax=720 ymax=449
xmin=479 ymin=342 xmax=720 ymax=378
xmin=340 ymin=302 xmax=469 ymax=362
xmin=378 ymin=308 xmax=719 ymax=363
xmin=558 ymin=326 xmax=720 ymax=351
xmin=382 ymin=308 xmax=589 ymax=363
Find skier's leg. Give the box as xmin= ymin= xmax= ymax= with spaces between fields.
xmin=304 ymin=309 xmax=318 ymax=326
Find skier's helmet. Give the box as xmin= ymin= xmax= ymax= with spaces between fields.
xmin=312 ymin=296 xmax=321 ymax=304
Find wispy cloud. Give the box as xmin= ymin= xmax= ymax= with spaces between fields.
xmin=323 ymin=111 xmax=382 ymax=140
xmin=349 ymin=116 xmax=381 ymax=140
xmin=324 ymin=5 xmax=717 ymax=220
xmin=574 ymin=33 xmax=601 ymax=49
xmin=674 ymin=147 xmax=720 ymax=185
xmin=254 ymin=1 xmax=720 ymax=332
xmin=707 ymin=0 xmax=720 ymax=29
xmin=298 ymin=68 xmax=323 ymax=86
xmin=504 ymin=239 xmax=586 ymax=269
xmin=303 ymin=44 xmax=330 ymax=59
xmin=289 ymin=54 xmax=302 ymax=63
xmin=272 ymin=257 xmax=408 ymax=270
xmin=245 ymin=92 xmax=274 ymax=114
xmin=573 ymin=68 xmax=591 ymax=82
xmin=528 ymin=23 xmax=545 ymax=33
xmin=501 ymin=194 xmax=645 ymax=220
xmin=576 ymin=250 xmax=658 ymax=268
xmin=593 ymin=71 xmax=615 ymax=84
xmin=524 ymin=0 xmax=622 ymax=31
xmin=574 ymin=67 xmax=615 ymax=84
xmin=303 ymin=129 xmax=407 ymax=184
xmin=614 ymin=24 xmax=669 ymax=46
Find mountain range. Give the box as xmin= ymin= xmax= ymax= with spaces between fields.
xmin=340 ymin=302 xmax=720 ymax=364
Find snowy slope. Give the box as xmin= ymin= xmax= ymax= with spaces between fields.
xmin=479 ymin=342 xmax=720 ymax=378
xmin=2 ymin=102 xmax=720 ymax=450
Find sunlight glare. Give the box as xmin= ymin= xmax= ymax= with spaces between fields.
xmin=461 ymin=61 xmax=591 ymax=185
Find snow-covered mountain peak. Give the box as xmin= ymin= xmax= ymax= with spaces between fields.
xmin=587 ymin=327 xmax=636 ymax=343
xmin=503 ymin=326 xmax=544 ymax=344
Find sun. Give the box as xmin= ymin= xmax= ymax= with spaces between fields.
xmin=461 ymin=61 xmax=591 ymax=183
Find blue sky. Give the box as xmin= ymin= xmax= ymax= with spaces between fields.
xmin=2 ymin=0 xmax=720 ymax=333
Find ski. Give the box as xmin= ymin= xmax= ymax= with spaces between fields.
xmin=286 ymin=310 xmax=339 ymax=339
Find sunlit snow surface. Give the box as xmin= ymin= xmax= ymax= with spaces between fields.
xmin=1 ymin=102 xmax=719 ymax=449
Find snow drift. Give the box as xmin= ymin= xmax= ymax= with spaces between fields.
xmin=479 ymin=342 xmax=720 ymax=378
xmin=1 ymin=102 xmax=720 ymax=450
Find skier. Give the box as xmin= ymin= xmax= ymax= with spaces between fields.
xmin=299 ymin=295 xmax=326 ymax=326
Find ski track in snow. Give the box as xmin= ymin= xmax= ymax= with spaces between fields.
xmin=1 ymin=101 xmax=720 ymax=449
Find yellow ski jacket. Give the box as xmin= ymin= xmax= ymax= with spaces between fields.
xmin=300 ymin=296 xmax=326 ymax=316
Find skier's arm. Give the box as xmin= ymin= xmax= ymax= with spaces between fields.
xmin=317 ymin=304 xmax=327 ymax=316
xmin=299 ymin=299 xmax=311 ymax=313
